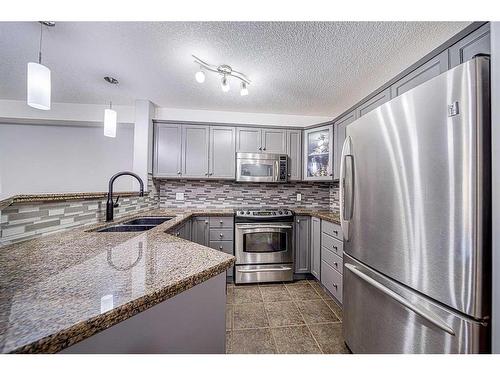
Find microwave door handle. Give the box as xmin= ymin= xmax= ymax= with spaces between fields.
xmin=274 ymin=160 xmax=279 ymax=182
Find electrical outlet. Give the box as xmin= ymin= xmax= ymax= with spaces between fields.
xmin=296 ymin=193 xmax=302 ymax=202
xmin=175 ymin=192 xmax=185 ymax=201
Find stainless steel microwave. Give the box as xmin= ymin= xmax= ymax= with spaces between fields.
xmin=236 ymin=152 xmax=288 ymax=183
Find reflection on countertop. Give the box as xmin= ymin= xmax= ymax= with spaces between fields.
xmin=0 ymin=209 xmax=235 ymax=354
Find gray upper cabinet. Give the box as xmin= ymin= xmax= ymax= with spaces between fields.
xmin=236 ymin=127 xmax=286 ymax=154
xmin=154 ymin=123 xmax=182 ymax=178
xmin=391 ymin=50 xmax=449 ymax=98
xmin=333 ymin=111 xmax=355 ymax=181
xmin=449 ymin=23 xmax=490 ymax=68
xmin=182 ymin=125 xmax=209 ymax=178
xmin=262 ymin=128 xmax=286 ymax=153
xmin=191 ymin=217 xmax=209 ymax=246
xmin=303 ymin=124 xmax=334 ymax=181
xmin=209 ymin=126 xmax=235 ymax=179
xmin=311 ymin=217 xmax=321 ymax=279
xmin=356 ymin=87 xmax=391 ymax=118
xmin=236 ymin=127 xmax=262 ymax=152
xmin=286 ymin=130 xmax=302 ymax=181
xmin=294 ymin=216 xmax=311 ymax=273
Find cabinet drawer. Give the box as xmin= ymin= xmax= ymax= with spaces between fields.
xmin=321 ymin=220 xmax=342 ymax=240
xmin=321 ymin=261 xmax=343 ymax=303
xmin=209 ymin=240 xmax=234 ymax=255
xmin=209 ymin=216 xmax=234 ymax=228
xmin=321 ymin=247 xmax=343 ymax=274
xmin=209 ymin=228 xmax=234 ymax=241
xmin=321 ymin=233 xmax=343 ymax=257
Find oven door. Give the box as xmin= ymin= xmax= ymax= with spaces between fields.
xmin=235 ymin=223 xmax=293 ymax=265
xmin=236 ymin=157 xmax=279 ymax=183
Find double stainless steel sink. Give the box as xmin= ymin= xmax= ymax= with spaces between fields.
xmin=96 ymin=217 xmax=173 ymax=232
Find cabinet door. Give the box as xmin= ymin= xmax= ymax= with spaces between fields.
xmin=154 ymin=123 xmax=182 ymax=177
xmin=311 ymin=217 xmax=321 ymax=280
xmin=303 ymin=125 xmax=334 ymax=181
xmin=294 ymin=216 xmax=311 ymax=273
xmin=236 ymin=127 xmax=262 ymax=152
xmin=449 ymin=23 xmax=490 ymax=68
xmin=356 ymin=87 xmax=391 ymax=118
xmin=262 ymin=128 xmax=286 ymax=153
xmin=390 ymin=50 xmax=449 ymax=98
xmin=287 ymin=130 xmax=302 ymax=181
xmin=182 ymin=125 xmax=209 ymax=178
xmin=333 ymin=111 xmax=355 ymax=180
xmin=179 ymin=220 xmax=192 ymax=240
xmin=191 ymin=217 xmax=209 ymax=246
xmin=209 ymin=126 xmax=235 ymax=179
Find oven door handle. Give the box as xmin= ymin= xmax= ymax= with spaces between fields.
xmin=236 ymin=224 xmax=293 ymax=230
xmin=238 ymin=266 xmax=293 ymax=273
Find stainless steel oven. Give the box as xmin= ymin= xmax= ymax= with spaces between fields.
xmin=236 ymin=152 xmax=288 ymax=183
xmin=234 ymin=208 xmax=294 ymax=284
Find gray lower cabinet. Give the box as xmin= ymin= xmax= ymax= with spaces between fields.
xmin=356 ymin=87 xmax=391 ymax=118
xmin=449 ymin=23 xmax=490 ymax=68
xmin=390 ymin=50 xmax=449 ymax=98
xmin=310 ymin=217 xmax=321 ymax=279
xmin=154 ymin=123 xmax=182 ymax=177
xmin=209 ymin=126 xmax=235 ymax=179
xmin=262 ymin=128 xmax=286 ymax=153
xmin=236 ymin=127 xmax=262 ymax=152
xmin=333 ymin=111 xmax=356 ymax=180
xmin=182 ymin=125 xmax=209 ymax=178
xmin=170 ymin=220 xmax=192 ymax=240
xmin=191 ymin=216 xmax=209 ymax=246
xmin=207 ymin=216 xmax=234 ymax=278
xmin=294 ymin=216 xmax=311 ymax=273
xmin=286 ymin=130 xmax=302 ymax=181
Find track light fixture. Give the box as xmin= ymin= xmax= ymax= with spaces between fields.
xmin=192 ymin=55 xmax=251 ymax=95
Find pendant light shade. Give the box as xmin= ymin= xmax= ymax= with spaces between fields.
xmin=27 ymin=62 xmax=51 ymax=110
xmin=104 ymin=108 xmax=117 ymax=138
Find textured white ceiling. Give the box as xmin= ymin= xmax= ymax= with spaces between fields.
xmin=0 ymin=21 xmax=469 ymax=117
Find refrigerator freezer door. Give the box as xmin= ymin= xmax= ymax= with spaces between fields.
xmin=342 ymin=57 xmax=490 ymax=319
xmin=343 ymin=254 xmax=490 ymax=353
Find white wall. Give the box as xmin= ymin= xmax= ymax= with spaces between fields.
xmin=155 ymin=107 xmax=330 ymax=127
xmin=0 ymin=100 xmax=135 ymax=125
xmin=0 ymin=123 xmax=135 ymax=199
xmin=491 ymin=21 xmax=500 ymax=354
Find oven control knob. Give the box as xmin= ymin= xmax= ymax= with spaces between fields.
xmin=278 ymin=211 xmax=283 ymax=215
xmin=246 ymin=211 xmax=250 ymax=215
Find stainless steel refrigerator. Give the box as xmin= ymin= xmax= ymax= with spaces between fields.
xmin=340 ymin=56 xmax=491 ymax=354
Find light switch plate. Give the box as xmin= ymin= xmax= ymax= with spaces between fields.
xmin=175 ymin=192 xmax=185 ymax=201
xmin=296 ymin=193 xmax=302 ymax=201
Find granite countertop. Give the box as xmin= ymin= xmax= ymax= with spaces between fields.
xmin=0 ymin=209 xmax=235 ymax=354
xmin=294 ymin=209 xmax=341 ymax=224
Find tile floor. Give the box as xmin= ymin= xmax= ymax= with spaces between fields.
xmin=225 ymin=279 xmax=349 ymax=354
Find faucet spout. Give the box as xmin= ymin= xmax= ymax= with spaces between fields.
xmin=106 ymin=171 xmax=145 ymax=222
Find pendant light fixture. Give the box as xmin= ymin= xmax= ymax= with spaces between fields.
xmin=27 ymin=21 xmax=55 ymax=110
xmin=192 ymin=55 xmax=251 ymax=95
xmin=103 ymin=77 xmax=119 ymax=138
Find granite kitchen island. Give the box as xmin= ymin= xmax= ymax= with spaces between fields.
xmin=0 ymin=209 xmax=235 ymax=354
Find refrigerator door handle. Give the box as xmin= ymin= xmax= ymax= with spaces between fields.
xmin=345 ymin=263 xmax=456 ymax=336
xmin=339 ymin=136 xmax=353 ymax=241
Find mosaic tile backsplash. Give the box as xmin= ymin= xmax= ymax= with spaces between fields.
xmin=157 ymin=179 xmax=337 ymax=209
xmin=0 ymin=175 xmax=159 ymax=246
